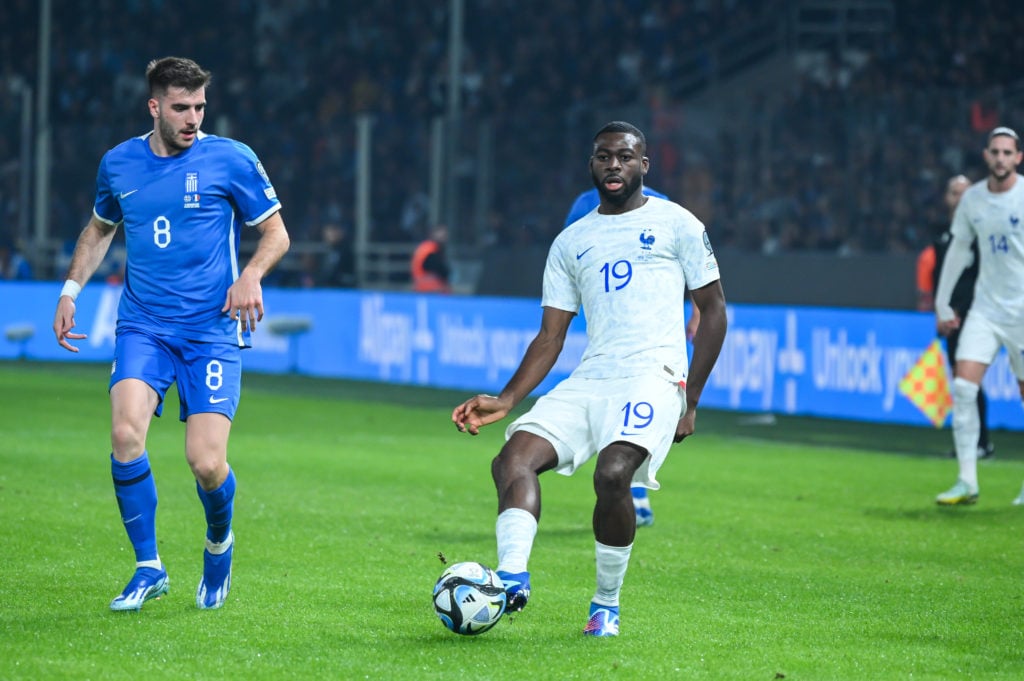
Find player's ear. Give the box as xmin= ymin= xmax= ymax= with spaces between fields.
xmin=147 ymin=98 xmax=160 ymax=120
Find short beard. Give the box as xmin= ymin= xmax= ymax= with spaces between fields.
xmin=992 ymin=168 xmax=1012 ymax=183
xmin=158 ymin=116 xmax=192 ymax=153
xmin=592 ymin=172 xmax=642 ymax=207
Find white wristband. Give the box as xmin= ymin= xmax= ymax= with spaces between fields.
xmin=60 ymin=279 xmax=82 ymax=301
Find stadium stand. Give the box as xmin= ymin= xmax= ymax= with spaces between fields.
xmin=2 ymin=0 xmax=1022 ymax=288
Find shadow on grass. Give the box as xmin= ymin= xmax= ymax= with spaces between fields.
xmin=862 ymin=505 xmax=1014 ymax=522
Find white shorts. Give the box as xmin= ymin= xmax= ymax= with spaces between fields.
xmin=505 ymin=373 xmax=685 ymax=490
xmin=957 ymin=311 xmax=1024 ymax=380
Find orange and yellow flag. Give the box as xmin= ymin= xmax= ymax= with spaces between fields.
xmin=898 ymin=339 xmax=952 ymax=427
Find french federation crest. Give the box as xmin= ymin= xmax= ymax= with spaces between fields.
xmin=639 ymin=229 xmax=656 ymax=250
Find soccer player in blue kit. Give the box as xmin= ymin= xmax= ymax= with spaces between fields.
xmin=52 ymin=57 xmax=290 ymax=611
xmin=453 ymin=121 xmax=727 ymax=636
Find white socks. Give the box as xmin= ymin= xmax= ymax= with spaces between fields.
xmin=495 ymin=508 xmax=537 ymax=574
xmin=593 ymin=541 xmax=632 ymax=607
xmin=497 ymin=510 xmax=634 ymax=607
xmin=952 ymin=377 xmax=981 ymax=489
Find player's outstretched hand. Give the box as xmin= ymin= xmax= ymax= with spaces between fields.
xmin=53 ymin=297 xmax=87 ymax=352
xmin=452 ymin=394 xmax=510 ymax=435
xmin=223 ymin=272 xmax=265 ymax=332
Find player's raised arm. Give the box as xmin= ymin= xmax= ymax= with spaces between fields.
xmin=53 ymin=214 xmax=119 ymax=352
xmin=452 ymin=306 xmax=575 ymax=435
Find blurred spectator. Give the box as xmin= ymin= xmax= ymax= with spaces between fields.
xmin=410 ymin=224 xmax=451 ymax=293
xmin=0 ymin=238 xmax=32 ymax=280
xmin=971 ymin=93 xmax=1000 ymax=133
xmin=916 ymin=175 xmax=971 ymax=312
xmin=319 ymin=223 xmax=357 ymax=288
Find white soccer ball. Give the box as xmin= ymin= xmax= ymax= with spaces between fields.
xmin=432 ymin=561 xmax=507 ymax=635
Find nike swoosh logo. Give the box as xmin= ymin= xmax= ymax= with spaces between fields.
xmin=122 ymin=514 xmax=142 ymax=524
xmin=209 ymin=396 xmax=230 ymax=404
xmin=119 ymin=189 xmax=139 ymax=199
xmin=620 ymin=431 xmax=643 ymax=437
xmin=576 ymin=246 xmax=595 ymax=260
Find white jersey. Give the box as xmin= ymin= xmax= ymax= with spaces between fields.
xmin=542 ymin=195 xmax=720 ymax=382
xmin=951 ymin=174 xmax=1024 ymax=325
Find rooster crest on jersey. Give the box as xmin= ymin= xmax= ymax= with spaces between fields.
xmin=639 ymin=229 xmax=656 ymax=250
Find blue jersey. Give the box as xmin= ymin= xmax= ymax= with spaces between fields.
xmin=563 ymin=186 xmax=669 ymax=228
xmin=94 ymin=131 xmax=281 ymax=346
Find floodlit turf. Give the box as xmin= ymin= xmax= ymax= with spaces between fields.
xmin=1 ymin=361 xmax=1022 ymax=680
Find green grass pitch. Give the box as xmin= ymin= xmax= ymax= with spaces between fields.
xmin=1 ymin=361 xmax=1022 ymax=680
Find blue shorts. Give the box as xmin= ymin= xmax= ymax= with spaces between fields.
xmin=110 ymin=329 xmax=242 ymax=422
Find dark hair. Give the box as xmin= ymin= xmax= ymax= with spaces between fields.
xmin=146 ymin=57 xmax=211 ymax=97
xmin=594 ymin=121 xmax=647 ymax=153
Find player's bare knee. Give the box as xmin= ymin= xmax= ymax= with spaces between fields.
xmin=490 ymin=453 xmax=509 ymax=487
xmin=188 ymin=457 xmax=227 ymax=490
xmin=109 ymin=420 xmax=146 ymax=458
xmin=593 ymin=457 xmax=635 ymax=496
xmin=491 ymin=449 xmax=528 ymax=488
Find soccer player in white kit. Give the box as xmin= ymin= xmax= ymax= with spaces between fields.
xmin=934 ymin=126 xmax=1024 ymax=505
xmin=452 ymin=121 xmax=728 ymax=635
xmin=563 ymin=184 xmax=701 ymax=528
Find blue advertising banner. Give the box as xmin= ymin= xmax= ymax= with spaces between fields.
xmin=704 ymin=305 xmax=1020 ymax=428
xmin=2 ymin=281 xmax=1020 ymax=429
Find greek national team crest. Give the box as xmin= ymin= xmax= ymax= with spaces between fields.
xmin=184 ymin=172 xmax=200 ymax=208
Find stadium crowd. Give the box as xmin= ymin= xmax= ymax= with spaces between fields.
xmin=1 ymin=0 xmax=1022 ymax=283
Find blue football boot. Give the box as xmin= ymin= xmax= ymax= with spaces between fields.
xmin=196 ymin=532 xmax=233 ymax=610
xmin=583 ymin=602 xmax=620 ymax=637
xmin=496 ymin=569 xmax=531 ymax=613
xmin=110 ymin=566 xmax=169 ymax=612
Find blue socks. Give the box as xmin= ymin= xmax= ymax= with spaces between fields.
xmin=196 ymin=468 xmax=235 ymax=543
xmin=112 ymin=455 xmax=235 ymax=561
xmin=111 ymin=452 xmax=158 ymax=563
xmin=630 ymin=485 xmax=649 ymax=501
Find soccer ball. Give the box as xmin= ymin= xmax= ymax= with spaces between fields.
xmin=432 ymin=561 xmax=507 ymax=635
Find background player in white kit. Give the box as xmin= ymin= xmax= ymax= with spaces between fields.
xmin=934 ymin=126 xmax=1024 ymax=506
xmin=452 ymin=121 xmax=728 ymax=636
xmin=52 ymin=57 xmax=290 ymax=610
